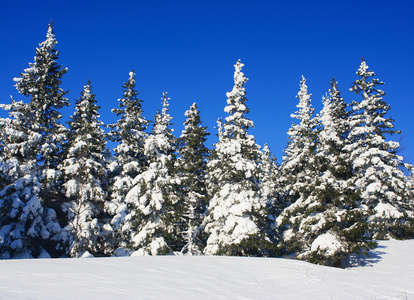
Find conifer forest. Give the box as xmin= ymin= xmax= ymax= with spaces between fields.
xmin=1 ymin=23 xmax=413 ymax=267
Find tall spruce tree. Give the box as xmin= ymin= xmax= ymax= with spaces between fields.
xmin=259 ymin=144 xmax=282 ymax=245
xmin=408 ymin=171 xmax=414 ymax=207
xmin=0 ymin=23 xmax=67 ymax=258
xmin=259 ymin=144 xmax=281 ymax=211
xmin=125 ymin=92 xmax=179 ymax=255
xmin=0 ymin=114 xmax=17 ymax=193
xmin=176 ymin=102 xmax=210 ymax=255
xmin=317 ymin=79 xmax=350 ymax=180
xmin=13 ymin=23 xmax=69 ymax=205
xmin=277 ymin=76 xmax=318 ymax=259
xmin=13 ymin=22 xmax=69 ymax=167
xmin=279 ymin=76 xmax=318 ymax=204
xmin=204 ymin=60 xmax=275 ymax=256
xmin=0 ymin=100 xmax=62 ymax=258
xmin=59 ymin=81 xmax=110 ymax=257
xmin=106 ymin=71 xmax=149 ymax=251
xmin=346 ymin=58 xmax=413 ymax=239
xmin=277 ymin=80 xmax=376 ymax=266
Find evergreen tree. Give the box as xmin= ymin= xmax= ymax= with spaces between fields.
xmin=106 ymin=71 xmax=149 ymax=252
xmin=126 ymin=92 xmax=178 ymax=255
xmin=408 ymin=171 xmax=414 ymax=207
xmin=277 ymin=77 xmax=321 ymax=258
xmin=0 ymin=100 xmax=61 ymax=259
xmin=277 ymin=76 xmax=318 ymax=259
xmin=279 ymin=76 xmax=318 ymax=204
xmin=13 ymin=22 xmax=69 ymax=201
xmin=59 ymin=81 xmax=110 ymax=257
xmin=259 ymin=144 xmax=283 ymax=245
xmin=276 ymin=80 xmax=376 ymax=267
xmin=204 ymin=60 xmax=275 ymax=256
xmin=346 ymin=58 xmax=413 ymax=239
xmin=13 ymin=22 xmax=69 ymax=163
xmin=176 ymin=103 xmax=210 ymax=255
xmin=259 ymin=144 xmax=281 ymax=211
xmin=0 ymin=23 xmax=67 ymax=258
xmin=0 ymin=116 xmax=14 ymax=192
xmin=317 ymin=79 xmax=350 ymax=180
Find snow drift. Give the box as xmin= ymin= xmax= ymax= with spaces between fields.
xmin=0 ymin=239 xmax=413 ymax=299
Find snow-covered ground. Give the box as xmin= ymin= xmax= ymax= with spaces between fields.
xmin=0 ymin=240 xmax=413 ymax=299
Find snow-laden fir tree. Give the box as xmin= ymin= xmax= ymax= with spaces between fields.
xmin=0 ymin=23 xmax=68 ymax=258
xmin=346 ymin=58 xmax=413 ymax=239
xmin=106 ymin=71 xmax=149 ymax=252
xmin=126 ymin=92 xmax=179 ymax=255
xmin=176 ymin=102 xmax=210 ymax=255
xmin=276 ymin=79 xmax=376 ymax=267
xmin=0 ymin=118 xmax=13 ymax=193
xmin=317 ymin=79 xmax=350 ymax=180
xmin=277 ymin=77 xmax=320 ymax=257
xmin=59 ymin=81 xmax=110 ymax=257
xmin=404 ymin=167 xmax=414 ymax=237
xmin=279 ymin=76 xmax=318 ymax=204
xmin=13 ymin=22 xmax=69 ymax=201
xmin=0 ymin=99 xmax=62 ymax=259
xmin=259 ymin=144 xmax=281 ymax=210
xmin=204 ymin=60 xmax=276 ymax=256
xmin=311 ymin=80 xmax=374 ymax=264
xmin=259 ymin=144 xmax=283 ymax=245
xmin=408 ymin=171 xmax=414 ymax=207
xmin=277 ymin=76 xmax=318 ymax=259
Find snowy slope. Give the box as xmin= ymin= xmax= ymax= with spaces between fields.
xmin=0 ymin=240 xmax=413 ymax=299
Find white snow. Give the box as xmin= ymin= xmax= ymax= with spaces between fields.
xmin=310 ymin=232 xmax=344 ymax=256
xmin=0 ymin=239 xmax=413 ymax=299
xmin=373 ymin=202 xmax=404 ymax=219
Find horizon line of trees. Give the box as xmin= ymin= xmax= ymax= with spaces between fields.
xmin=0 ymin=23 xmax=413 ymax=267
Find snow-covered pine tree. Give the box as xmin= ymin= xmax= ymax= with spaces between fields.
xmin=0 ymin=99 xmax=62 ymax=259
xmin=276 ymin=79 xmax=376 ymax=266
xmin=259 ymin=144 xmax=283 ymax=245
xmin=408 ymin=171 xmax=414 ymax=208
xmin=0 ymin=23 xmax=68 ymax=258
xmin=59 ymin=81 xmax=110 ymax=257
xmin=276 ymin=77 xmax=321 ymax=258
xmin=259 ymin=144 xmax=281 ymax=210
xmin=0 ymin=116 xmax=13 ymax=192
xmin=279 ymin=76 xmax=318 ymax=204
xmin=346 ymin=58 xmax=413 ymax=239
xmin=106 ymin=71 xmax=149 ymax=252
xmin=13 ymin=22 xmax=69 ymax=203
xmin=204 ymin=60 xmax=276 ymax=256
xmin=176 ymin=102 xmax=210 ymax=255
xmin=126 ymin=92 xmax=179 ymax=255
xmin=276 ymin=76 xmax=320 ymax=259
xmin=317 ymin=79 xmax=350 ymax=181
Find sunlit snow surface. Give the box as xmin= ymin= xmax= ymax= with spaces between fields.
xmin=0 ymin=240 xmax=413 ymax=299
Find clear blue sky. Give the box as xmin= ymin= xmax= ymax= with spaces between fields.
xmin=1 ymin=0 xmax=413 ymax=164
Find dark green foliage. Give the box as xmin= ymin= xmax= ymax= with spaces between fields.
xmin=0 ymin=23 xmax=68 ymax=258
xmin=14 ymin=22 xmax=69 ymax=170
xmin=127 ymin=92 xmax=179 ymax=255
xmin=347 ymin=58 xmax=413 ymax=239
xmin=177 ymin=103 xmax=210 ymax=254
xmin=59 ymin=81 xmax=110 ymax=257
xmin=109 ymin=71 xmax=149 ymax=176
xmin=280 ymin=76 xmax=318 ymax=204
xmin=216 ymin=234 xmax=280 ymax=257
xmin=276 ymin=76 xmax=385 ymax=267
